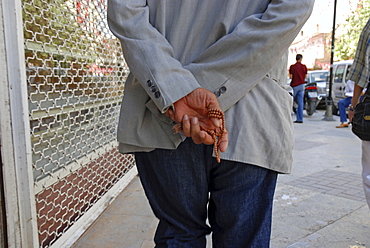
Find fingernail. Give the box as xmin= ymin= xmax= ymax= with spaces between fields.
xmin=184 ymin=114 xmax=189 ymax=121
xmin=215 ymin=119 xmax=220 ymax=127
xmin=192 ymin=117 xmax=198 ymax=124
xmin=200 ymin=131 xmax=206 ymax=139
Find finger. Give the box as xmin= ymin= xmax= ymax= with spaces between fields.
xmin=199 ymin=114 xmax=222 ymax=130
xmin=208 ymin=107 xmax=223 ymax=129
xmin=199 ymin=130 xmax=215 ymax=145
xmin=218 ymin=130 xmax=228 ymax=152
xmin=210 ymin=117 xmax=221 ymax=128
xmin=181 ymin=115 xmax=191 ymax=137
xmin=348 ymin=111 xmax=353 ymax=121
xmin=164 ymin=108 xmax=174 ymax=120
xmin=190 ymin=117 xmax=202 ymax=144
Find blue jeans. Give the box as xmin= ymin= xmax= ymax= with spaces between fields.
xmin=293 ymin=84 xmax=305 ymax=122
xmin=338 ymin=97 xmax=352 ymax=123
xmin=135 ymin=138 xmax=278 ymax=248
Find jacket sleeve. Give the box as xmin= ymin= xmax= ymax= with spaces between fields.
xmin=107 ymin=0 xmax=200 ymax=113
xmin=184 ymin=0 xmax=315 ymax=111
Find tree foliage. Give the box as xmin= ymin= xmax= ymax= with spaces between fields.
xmin=334 ymin=0 xmax=370 ymax=60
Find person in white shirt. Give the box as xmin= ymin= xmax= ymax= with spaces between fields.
xmin=336 ymin=79 xmax=355 ymax=128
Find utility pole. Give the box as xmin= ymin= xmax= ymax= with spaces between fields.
xmin=323 ymin=0 xmax=337 ymax=121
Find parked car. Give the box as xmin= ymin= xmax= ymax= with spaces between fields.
xmin=305 ymin=70 xmax=329 ymax=107
xmin=326 ymin=60 xmax=353 ymax=114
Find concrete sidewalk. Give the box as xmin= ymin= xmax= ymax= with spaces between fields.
xmin=72 ymin=110 xmax=370 ymax=248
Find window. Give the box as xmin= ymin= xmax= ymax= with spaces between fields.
xmin=333 ymin=65 xmax=345 ymax=83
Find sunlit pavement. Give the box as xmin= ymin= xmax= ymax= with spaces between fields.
xmin=72 ymin=110 xmax=370 ymax=248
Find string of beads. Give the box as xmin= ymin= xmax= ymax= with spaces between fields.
xmin=173 ymin=108 xmax=226 ymax=163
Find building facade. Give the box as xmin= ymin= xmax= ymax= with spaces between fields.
xmin=289 ymin=0 xmax=361 ymax=70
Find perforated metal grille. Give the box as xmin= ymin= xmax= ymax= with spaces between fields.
xmin=22 ymin=0 xmax=134 ymax=247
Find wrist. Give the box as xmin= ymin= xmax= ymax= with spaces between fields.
xmin=348 ymin=104 xmax=356 ymax=111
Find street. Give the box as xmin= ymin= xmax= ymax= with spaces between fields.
xmin=72 ymin=109 xmax=370 ymax=248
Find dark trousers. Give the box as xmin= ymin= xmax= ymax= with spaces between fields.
xmin=135 ymin=138 xmax=278 ymax=248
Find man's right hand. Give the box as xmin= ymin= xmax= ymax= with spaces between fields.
xmin=165 ymin=88 xmax=228 ymax=152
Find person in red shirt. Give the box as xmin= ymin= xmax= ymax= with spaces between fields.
xmin=289 ymin=54 xmax=307 ymax=123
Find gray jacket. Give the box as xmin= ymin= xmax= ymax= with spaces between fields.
xmin=107 ymin=0 xmax=314 ymax=173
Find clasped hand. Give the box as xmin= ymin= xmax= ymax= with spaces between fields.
xmin=348 ymin=109 xmax=355 ymax=123
xmin=165 ymin=88 xmax=228 ymax=152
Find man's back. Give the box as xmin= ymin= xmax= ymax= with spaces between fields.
xmin=108 ymin=0 xmax=315 ymax=173
xmin=290 ymin=62 xmax=307 ymax=87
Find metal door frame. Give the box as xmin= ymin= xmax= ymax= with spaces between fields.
xmin=0 ymin=0 xmax=39 ymax=246
xmin=0 ymin=1 xmax=138 ymax=247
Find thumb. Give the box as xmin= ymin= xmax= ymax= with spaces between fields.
xmin=219 ymin=130 xmax=228 ymax=152
xmin=207 ymin=106 xmax=223 ymax=128
xmin=211 ymin=117 xmax=221 ymax=127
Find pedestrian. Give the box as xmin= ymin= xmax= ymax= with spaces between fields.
xmin=347 ymin=17 xmax=370 ymax=210
xmin=289 ymin=54 xmax=308 ymax=123
xmin=107 ymin=1 xmax=314 ymax=247
xmin=336 ymin=79 xmax=355 ymax=128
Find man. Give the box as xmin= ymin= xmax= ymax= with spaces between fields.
xmin=107 ymin=1 xmax=314 ymax=247
xmin=289 ymin=54 xmax=308 ymax=123
xmin=347 ymin=17 xmax=370 ymax=210
xmin=336 ymin=79 xmax=355 ymax=128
